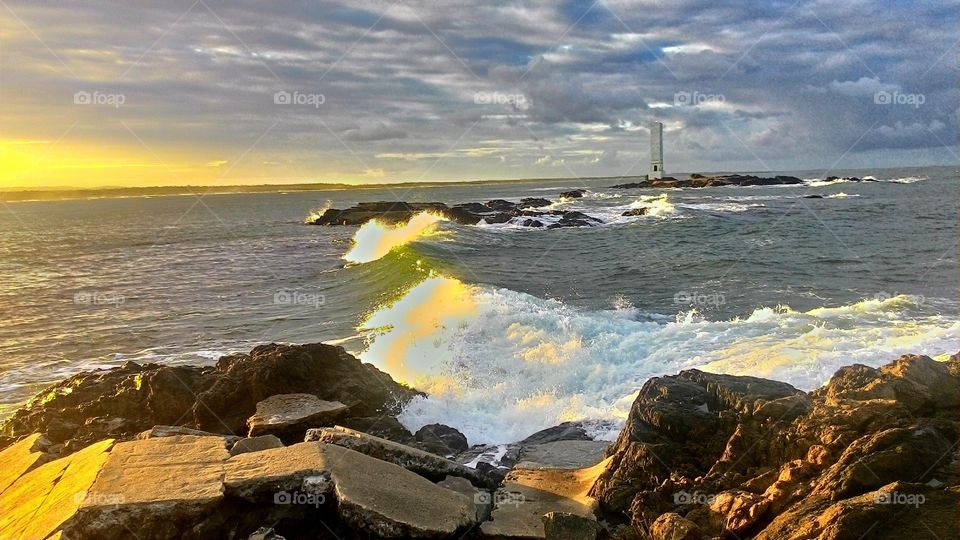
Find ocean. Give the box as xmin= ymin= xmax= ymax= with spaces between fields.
xmin=2 ymin=165 xmax=957 ymax=444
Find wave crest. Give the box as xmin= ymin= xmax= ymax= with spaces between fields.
xmin=357 ymin=277 xmax=957 ymax=444
xmin=343 ymin=211 xmax=447 ymax=264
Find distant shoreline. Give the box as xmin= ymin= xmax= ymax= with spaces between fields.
xmin=1 ymin=176 xmax=649 ymax=203
xmin=2 ymin=165 xmax=950 ymax=203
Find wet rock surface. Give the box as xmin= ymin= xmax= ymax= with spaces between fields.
xmin=1 ymin=349 xmax=956 ymax=539
xmin=590 ymin=353 xmax=960 ymax=539
xmin=307 ymin=194 xmax=609 ymax=229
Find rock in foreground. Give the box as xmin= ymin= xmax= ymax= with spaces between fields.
xmin=590 ymin=353 xmax=960 ymax=539
xmin=0 ymin=343 xmax=419 ymax=455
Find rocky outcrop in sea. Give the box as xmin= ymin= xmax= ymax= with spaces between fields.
xmin=306 ymin=197 xmax=605 ymax=229
xmin=0 ymin=346 xmax=956 ymax=539
xmin=610 ymin=174 xmax=805 ymax=189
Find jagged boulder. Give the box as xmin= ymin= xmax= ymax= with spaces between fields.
xmin=591 ymin=354 xmax=960 ymax=539
xmin=0 ymin=343 xmax=418 ymax=455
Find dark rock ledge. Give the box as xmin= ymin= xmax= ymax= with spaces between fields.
xmin=0 ymin=346 xmax=957 ymax=539
xmin=611 ymin=174 xmax=806 ymax=189
xmin=307 ymin=197 xmax=604 ymax=229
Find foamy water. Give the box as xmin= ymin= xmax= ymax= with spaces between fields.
xmin=358 ymin=275 xmax=958 ymax=444
xmin=0 ymin=166 xmax=955 ymax=432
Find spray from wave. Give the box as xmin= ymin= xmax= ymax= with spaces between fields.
xmin=628 ymin=193 xmax=676 ymax=217
xmin=303 ymin=201 xmax=333 ymax=223
xmin=343 ymin=212 xmax=447 ymax=264
xmin=357 ymin=276 xmax=958 ymax=444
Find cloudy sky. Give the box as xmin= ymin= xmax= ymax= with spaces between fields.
xmin=1 ymin=0 xmax=956 ymax=187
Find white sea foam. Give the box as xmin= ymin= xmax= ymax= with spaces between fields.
xmin=358 ymin=276 xmax=959 ymax=444
xmin=627 ymin=193 xmax=676 ymax=217
xmin=343 ymin=211 xmax=447 ymax=263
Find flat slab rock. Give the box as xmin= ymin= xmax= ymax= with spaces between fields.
xmin=0 ymin=435 xmax=113 ymax=539
xmin=227 ymin=441 xmax=476 ymax=537
xmin=307 ymin=425 xmax=494 ymax=488
xmin=326 ymin=443 xmax=476 ymax=537
xmin=8 ymin=434 xmax=476 ymax=539
xmin=247 ymin=393 xmax=348 ymax=437
xmin=66 ymin=435 xmax=230 ymax=538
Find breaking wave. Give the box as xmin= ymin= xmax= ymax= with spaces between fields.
xmin=343 ymin=212 xmax=447 ymax=264
xmin=357 ymin=276 xmax=958 ymax=444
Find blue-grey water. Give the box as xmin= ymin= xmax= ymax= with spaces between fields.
xmin=2 ymin=166 xmax=957 ymax=443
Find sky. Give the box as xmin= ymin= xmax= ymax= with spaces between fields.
xmin=1 ymin=0 xmax=957 ymax=188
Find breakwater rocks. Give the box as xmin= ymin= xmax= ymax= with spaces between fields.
xmin=306 ymin=197 xmax=605 ymax=229
xmin=1 ymin=348 xmax=957 ymax=539
xmin=611 ymin=174 xmax=806 ymax=189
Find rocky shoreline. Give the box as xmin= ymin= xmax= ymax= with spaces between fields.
xmin=1 ymin=344 xmax=957 ymax=539
xmin=305 ymin=175 xmax=874 ymax=230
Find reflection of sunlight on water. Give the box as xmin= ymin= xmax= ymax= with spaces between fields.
xmin=358 ymin=275 xmax=476 ymax=384
xmin=343 ymin=212 xmax=447 ymax=264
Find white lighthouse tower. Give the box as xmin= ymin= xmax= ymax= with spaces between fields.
xmin=649 ymin=121 xmax=664 ymax=179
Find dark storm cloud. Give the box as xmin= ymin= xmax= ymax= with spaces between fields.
xmin=2 ymin=0 xmax=956 ymax=183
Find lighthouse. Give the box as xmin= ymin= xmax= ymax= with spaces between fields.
xmin=649 ymin=121 xmax=663 ymax=179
